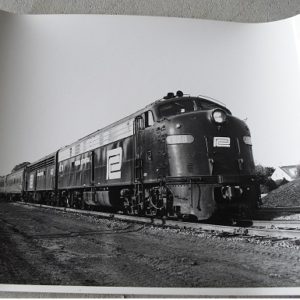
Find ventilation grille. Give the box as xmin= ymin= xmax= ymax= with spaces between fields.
xmin=27 ymin=156 xmax=55 ymax=172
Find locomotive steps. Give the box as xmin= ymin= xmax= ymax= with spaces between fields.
xmin=15 ymin=201 xmax=300 ymax=240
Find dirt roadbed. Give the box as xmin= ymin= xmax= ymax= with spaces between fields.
xmin=1 ymin=201 xmax=300 ymax=287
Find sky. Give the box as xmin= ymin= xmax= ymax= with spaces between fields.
xmin=0 ymin=13 xmax=300 ymax=175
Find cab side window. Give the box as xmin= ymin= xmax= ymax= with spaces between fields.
xmin=144 ymin=111 xmax=154 ymax=128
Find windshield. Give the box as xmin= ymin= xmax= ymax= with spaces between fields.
xmin=158 ymin=98 xmax=231 ymax=118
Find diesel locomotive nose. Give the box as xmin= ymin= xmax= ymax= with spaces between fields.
xmin=161 ymin=98 xmax=258 ymax=220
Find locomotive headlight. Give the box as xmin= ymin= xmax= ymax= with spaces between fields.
xmin=212 ymin=109 xmax=227 ymax=124
xmin=166 ymin=135 xmax=194 ymax=144
xmin=243 ymin=136 xmax=252 ymax=145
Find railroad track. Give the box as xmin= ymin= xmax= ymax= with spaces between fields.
xmin=258 ymin=206 xmax=300 ymax=212
xmin=250 ymin=220 xmax=300 ymax=230
xmin=13 ymin=202 xmax=300 ymax=240
xmin=254 ymin=207 xmax=300 ymax=220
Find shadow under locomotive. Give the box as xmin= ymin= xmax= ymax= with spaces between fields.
xmin=0 ymin=91 xmax=261 ymax=222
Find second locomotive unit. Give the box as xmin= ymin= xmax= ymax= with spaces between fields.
xmin=0 ymin=91 xmax=260 ymax=220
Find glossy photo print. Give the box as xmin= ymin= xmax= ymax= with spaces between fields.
xmin=0 ymin=11 xmax=300 ymax=297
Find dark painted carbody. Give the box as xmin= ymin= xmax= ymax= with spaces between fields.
xmin=25 ymin=153 xmax=56 ymax=192
xmin=5 ymin=170 xmax=24 ymax=194
xmin=58 ymin=151 xmax=93 ymax=189
xmin=164 ymin=110 xmax=254 ymax=177
xmin=0 ymin=176 xmax=5 ymax=194
xmin=154 ymin=107 xmax=257 ymax=219
xmin=1 ymin=94 xmax=259 ymax=220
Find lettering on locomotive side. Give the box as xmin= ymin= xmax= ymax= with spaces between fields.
xmin=106 ymin=147 xmax=122 ymax=180
xmin=73 ymin=157 xmax=91 ymax=167
xmin=37 ymin=171 xmax=45 ymax=177
xmin=74 ymin=160 xmax=81 ymax=167
xmin=213 ymin=137 xmax=231 ymax=148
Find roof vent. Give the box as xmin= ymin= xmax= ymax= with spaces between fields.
xmin=176 ymin=90 xmax=183 ymax=97
xmin=163 ymin=92 xmax=175 ymax=99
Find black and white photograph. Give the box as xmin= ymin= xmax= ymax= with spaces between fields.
xmin=0 ymin=0 xmax=300 ymax=298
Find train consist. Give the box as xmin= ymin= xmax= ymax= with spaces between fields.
xmin=0 ymin=92 xmax=260 ymax=220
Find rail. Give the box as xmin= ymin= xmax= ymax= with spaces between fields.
xmin=14 ymin=202 xmax=300 ymax=240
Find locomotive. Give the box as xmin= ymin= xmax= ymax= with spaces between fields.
xmin=0 ymin=91 xmax=260 ymax=220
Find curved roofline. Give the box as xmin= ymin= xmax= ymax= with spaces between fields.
xmin=59 ymin=94 xmax=229 ymax=151
xmin=196 ymin=94 xmax=227 ymax=107
xmin=152 ymin=94 xmax=226 ymax=107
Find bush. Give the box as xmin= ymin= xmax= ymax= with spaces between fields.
xmin=255 ymin=165 xmax=276 ymax=194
